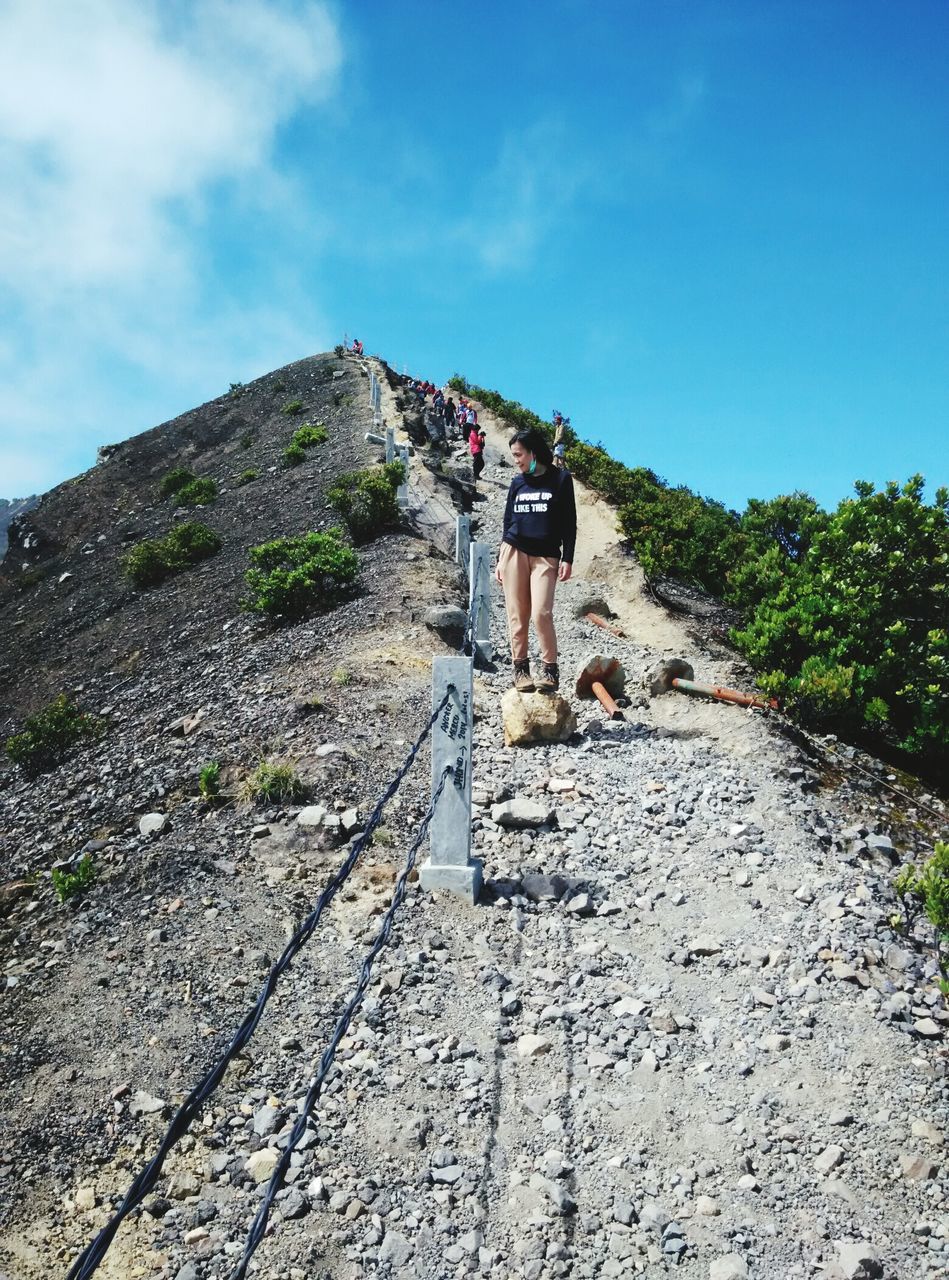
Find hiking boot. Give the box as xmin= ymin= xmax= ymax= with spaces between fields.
xmin=534 ymin=663 xmax=560 ymax=693
xmin=513 ymin=660 xmax=535 ymax=693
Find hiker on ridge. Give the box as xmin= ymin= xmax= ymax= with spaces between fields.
xmin=495 ymin=427 xmax=576 ymax=694
xmin=469 ymin=423 xmax=487 ymax=482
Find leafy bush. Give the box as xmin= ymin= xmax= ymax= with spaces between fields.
xmin=327 ymin=461 xmax=404 ymax=544
xmin=240 ymin=431 xmax=255 ymax=450
xmin=282 ymin=443 xmax=306 ymax=468
xmin=175 ymin=476 xmax=217 ymax=506
xmin=334 ymin=343 xmax=346 ymax=357
xmin=732 ymin=477 xmax=948 ymax=762
xmin=244 ymin=528 xmax=359 ymax=619
xmin=51 ymin=854 xmax=96 ymax=902
xmin=291 ymin=423 xmax=328 ymax=449
xmin=235 ymin=469 xmax=258 ymax=486
xmin=447 ymin=374 xmax=469 ymax=393
xmin=228 ymin=381 xmax=244 ymax=399
xmin=198 ymin=760 xmax=221 ymax=800
xmin=5 ymin=696 xmax=102 ymax=772
xmin=123 ymin=521 xmax=222 ymax=587
xmin=243 ymin=760 xmax=306 ymax=804
xmin=160 ymin=466 xmax=196 ymax=498
xmin=281 ymin=399 xmax=304 ymax=416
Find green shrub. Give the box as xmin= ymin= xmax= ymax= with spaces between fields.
xmin=51 ymin=854 xmax=96 ymax=902
xmin=332 ymin=667 xmax=351 ymax=686
xmin=327 ymin=461 xmax=404 ymax=544
xmin=243 ymin=760 xmax=306 ymax=804
xmin=282 ymin=443 xmax=306 ymax=468
xmin=235 ymin=469 xmax=258 ymax=486
xmin=228 ymin=381 xmax=244 ymax=399
xmin=281 ymin=399 xmax=304 ymax=416
xmin=447 ymin=374 xmax=469 ymax=393
xmin=175 ymin=476 xmax=217 ymax=506
xmin=292 ymin=423 xmax=328 ymax=449
xmin=240 ymin=431 xmax=255 ymax=450
xmin=894 ymin=842 xmax=949 ymax=986
xmin=334 ymin=343 xmax=346 ymax=357
xmin=5 ymin=696 xmax=102 ymax=772
xmin=123 ymin=521 xmax=222 ymax=587
xmin=244 ymin=528 xmax=359 ymax=619
xmin=160 ymin=466 xmax=196 ymax=498
xmin=199 ymin=760 xmax=221 ymax=800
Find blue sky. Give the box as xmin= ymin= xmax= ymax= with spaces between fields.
xmin=1 ymin=0 xmax=946 ymax=512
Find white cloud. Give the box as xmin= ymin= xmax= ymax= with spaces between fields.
xmin=0 ymin=0 xmax=342 ymax=496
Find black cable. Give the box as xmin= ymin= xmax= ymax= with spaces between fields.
xmin=230 ymin=764 xmax=455 ymax=1278
xmin=65 ymin=692 xmax=452 ymax=1280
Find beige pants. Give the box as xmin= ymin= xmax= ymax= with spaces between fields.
xmin=498 ymin=543 xmax=559 ymax=665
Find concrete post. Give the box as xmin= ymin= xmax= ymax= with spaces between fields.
xmin=455 ymin=514 xmax=471 ymax=579
xmin=419 ymin=658 xmax=482 ymax=903
xmin=469 ymin=541 xmax=491 ymax=665
xmin=396 ymin=444 xmax=409 ymax=509
xmin=385 ymin=426 xmax=395 ymax=464
xmin=369 ymin=372 xmax=377 ymax=407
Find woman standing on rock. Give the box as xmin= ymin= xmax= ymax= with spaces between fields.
xmin=495 ymin=427 xmax=576 ymax=693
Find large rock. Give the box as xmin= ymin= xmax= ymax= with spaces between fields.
xmin=646 ymin=657 xmax=694 ymax=696
xmin=835 ymin=1241 xmax=883 ymax=1279
xmin=501 ymin=689 xmax=577 ymax=747
xmin=491 ymin=798 xmax=554 ymax=829
xmin=424 ymin=605 xmax=468 ymax=647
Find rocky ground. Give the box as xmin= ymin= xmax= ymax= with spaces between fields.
xmin=1 ymin=356 xmax=947 ymax=1280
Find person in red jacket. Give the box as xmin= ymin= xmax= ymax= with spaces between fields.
xmin=469 ymin=425 xmax=487 ymax=482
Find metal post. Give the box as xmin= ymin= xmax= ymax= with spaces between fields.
xmin=455 ymin=514 xmax=471 ymax=579
xmin=396 ymin=444 xmax=409 ymax=508
xmin=385 ymin=426 xmax=395 ymax=464
xmin=419 ymin=658 xmax=482 ymax=903
xmin=369 ymin=372 xmax=377 ymax=407
xmin=469 ymin=541 xmax=491 ymax=665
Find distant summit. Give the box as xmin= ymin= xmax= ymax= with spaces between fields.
xmin=0 ymin=496 xmax=37 ymax=557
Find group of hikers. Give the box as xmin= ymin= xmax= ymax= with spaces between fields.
xmin=402 ymin=374 xmax=578 ymax=696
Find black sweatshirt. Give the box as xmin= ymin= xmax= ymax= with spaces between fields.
xmin=501 ymin=467 xmax=577 ymax=563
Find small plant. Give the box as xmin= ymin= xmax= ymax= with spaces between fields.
xmin=273 ymin=379 xmax=287 ymax=393
xmin=894 ymin=842 xmax=949 ymax=985
xmin=327 ymin=462 xmax=404 ymax=544
xmin=333 ymin=391 xmax=354 ymax=408
xmin=334 ymin=343 xmax=346 ymax=357
xmin=281 ymin=399 xmax=304 ymax=416
xmin=282 ymin=443 xmax=306 ymax=468
xmin=242 ymin=760 xmax=306 ymax=804
xmin=51 ymin=854 xmax=96 ymax=903
xmin=160 ymin=466 xmax=196 ymax=498
xmin=175 ymin=476 xmax=217 ymax=506
xmin=123 ymin=521 xmax=222 ymax=587
xmin=371 ymin=826 xmax=394 ymax=848
xmin=447 ymin=373 xmax=469 ymax=393
xmin=228 ymin=381 xmax=244 ymax=399
xmin=240 ymin=431 xmax=255 ymax=450
xmin=332 ymin=667 xmax=351 ymax=686
xmin=291 ymin=423 xmax=328 ymax=449
xmin=5 ymin=696 xmax=102 ymax=772
xmin=198 ymin=760 xmax=221 ymax=801
xmin=244 ymin=529 xmax=359 ymax=619
xmin=235 ymin=469 xmax=259 ymax=486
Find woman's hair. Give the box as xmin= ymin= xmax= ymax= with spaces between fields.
xmin=508 ymin=428 xmax=554 ymax=467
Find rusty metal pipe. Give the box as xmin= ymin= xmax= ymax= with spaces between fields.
xmin=671 ymin=677 xmax=777 ymax=712
xmin=584 ymin=612 xmax=627 ymax=638
xmin=591 ymin=680 xmax=624 ymax=720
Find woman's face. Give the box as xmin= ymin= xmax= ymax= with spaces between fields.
xmin=510 ymin=442 xmax=535 ymax=474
